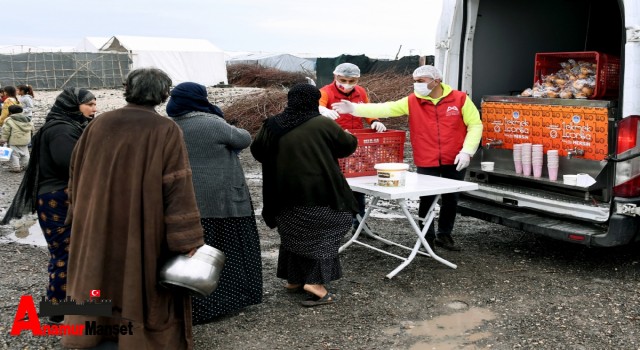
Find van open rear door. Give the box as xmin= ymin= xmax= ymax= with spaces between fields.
xmin=435 ymin=0 xmax=479 ymax=95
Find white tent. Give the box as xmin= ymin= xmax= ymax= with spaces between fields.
xmin=75 ymin=37 xmax=110 ymax=53
xmin=100 ymin=35 xmax=228 ymax=86
xmin=226 ymin=52 xmax=315 ymax=73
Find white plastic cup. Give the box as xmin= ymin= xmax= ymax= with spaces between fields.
xmin=548 ymin=166 xmax=559 ymax=181
xmin=513 ymin=146 xmax=522 ymax=160
xmin=533 ymin=164 xmax=543 ymax=178
xmin=514 ymin=160 xmax=523 ymax=174
xmin=522 ymin=162 xmax=532 ymax=176
xmin=481 ymin=162 xmax=495 ymax=171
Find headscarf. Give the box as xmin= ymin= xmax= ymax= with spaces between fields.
xmin=46 ymin=87 xmax=96 ymax=122
xmin=166 ymin=82 xmax=224 ymax=118
xmin=264 ymin=83 xmax=321 ymax=137
xmin=1 ymin=87 xmax=93 ymax=224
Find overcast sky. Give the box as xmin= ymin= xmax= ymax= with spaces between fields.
xmin=7 ymin=0 xmax=443 ymax=58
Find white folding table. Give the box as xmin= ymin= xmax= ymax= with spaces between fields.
xmin=339 ymin=172 xmax=478 ymax=278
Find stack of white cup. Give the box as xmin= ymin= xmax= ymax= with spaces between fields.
xmin=532 ymin=144 xmax=544 ymax=178
xmin=521 ymin=143 xmax=532 ymax=176
xmin=547 ymin=150 xmax=559 ymax=181
xmin=513 ymin=144 xmax=523 ymax=174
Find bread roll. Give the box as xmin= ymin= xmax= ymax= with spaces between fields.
xmin=559 ymin=90 xmax=573 ymax=99
xmin=581 ymin=86 xmax=594 ymax=96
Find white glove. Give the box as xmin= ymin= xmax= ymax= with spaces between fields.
xmin=319 ymin=106 xmax=339 ymax=120
xmin=331 ymin=99 xmax=355 ymax=114
xmin=454 ymin=152 xmax=471 ymax=171
xmin=371 ymin=121 xmax=386 ymax=132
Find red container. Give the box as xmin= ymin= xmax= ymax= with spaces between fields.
xmin=339 ymin=129 xmax=406 ymax=178
xmin=533 ymin=51 xmax=620 ymax=99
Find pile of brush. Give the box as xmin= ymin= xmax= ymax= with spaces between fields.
xmin=224 ymin=66 xmax=414 ymax=136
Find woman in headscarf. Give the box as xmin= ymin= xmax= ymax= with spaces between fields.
xmin=166 ymin=82 xmax=263 ymax=323
xmin=250 ymin=83 xmax=358 ymax=307
xmin=1 ymin=87 xmax=96 ymax=322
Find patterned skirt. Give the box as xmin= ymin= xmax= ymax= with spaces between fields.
xmin=275 ymin=206 xmax=352 ymax=285
xmin=37 ymin=189 xmax=71 ymax=303
xmin=192 ymin=215 xmax=263 ymax=324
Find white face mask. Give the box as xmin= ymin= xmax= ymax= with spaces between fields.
xmin=414 ymin=81 xmax=435 ymax=96
xmin=337 ymin=82 xmax=354 ymax=92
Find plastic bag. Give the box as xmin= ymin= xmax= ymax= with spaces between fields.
xmin=0 ymin=146 xmax=12 ymax=161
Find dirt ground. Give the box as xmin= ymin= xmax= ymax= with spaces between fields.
xmin=0 ymin=89 xmax=639 ymax=350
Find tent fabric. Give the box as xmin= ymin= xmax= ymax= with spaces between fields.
xmin=75 ymin=37 xmax=110 ymax=53
xmin=100 ymin=35 xmax=228 ymax=86
xmin=227 ymin=53 xmax=315 ymax=73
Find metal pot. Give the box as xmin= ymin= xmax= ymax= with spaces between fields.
xmin=158 ymin=244 xmax=226 ymax=298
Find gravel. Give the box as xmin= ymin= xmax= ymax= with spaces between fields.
xmin=0 ymin=89 xmax=639 ymax=350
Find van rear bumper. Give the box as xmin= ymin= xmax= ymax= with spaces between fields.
xmin=457 ymin=196 xmax=640 ymax=247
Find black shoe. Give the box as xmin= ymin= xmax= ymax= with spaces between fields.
xmin=47 ymin=315 xmax=64 ymax=324
xmin=435 ymin=235 xmax=461 ymax=251
xmin=425 ymin=235 xmax=436 ymax=251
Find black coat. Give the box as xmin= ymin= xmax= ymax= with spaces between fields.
xmin=38 ymin=114 xmax=88 ymax=194
xmin=251 ymin=116 xmax=358 ymax=228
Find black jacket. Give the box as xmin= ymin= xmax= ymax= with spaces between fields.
xmin=251 ymin=115 xmax=358 ymax=228
xmin=38 ymin=114 xmax=88 ymax=194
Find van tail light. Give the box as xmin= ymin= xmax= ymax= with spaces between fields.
xmin=616 ymin=115 xmax=639 ymax=154
xmin=613 ymin=115 xmax=640 ymax=197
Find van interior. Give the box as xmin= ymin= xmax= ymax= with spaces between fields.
xmin=469 ymin=0 xmax=623 ymax=109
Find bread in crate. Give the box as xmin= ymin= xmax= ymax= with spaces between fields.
xmin=520 ymin=51 xmax=620 ymax=99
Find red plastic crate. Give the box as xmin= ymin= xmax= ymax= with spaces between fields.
xmin=339 ymin=129 xmax=406 ymax=178
xmin=534 ymin=51 xmax=620 ymax=99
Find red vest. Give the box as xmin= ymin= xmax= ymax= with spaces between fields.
xmin=320 ymin=83 xmax=368 ymax=130
xmin=408 ymin=90 xmax=468 ymax=167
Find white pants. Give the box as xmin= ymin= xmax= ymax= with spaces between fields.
xmin=10 ymin=145 xmax=29 ymax=169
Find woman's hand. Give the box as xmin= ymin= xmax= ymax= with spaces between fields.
xmin=187 ymin=246 xmax=200 ymax=257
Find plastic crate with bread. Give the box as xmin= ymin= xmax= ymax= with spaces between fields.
xmin=519 ymin=51 xmax=620 ymax=99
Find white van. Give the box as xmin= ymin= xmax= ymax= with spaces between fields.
xmin=435 ymin=0 xmax=640 ymax=246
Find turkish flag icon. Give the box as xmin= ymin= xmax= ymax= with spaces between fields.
xmin=90 ymin=289 xmax=101 ymax=298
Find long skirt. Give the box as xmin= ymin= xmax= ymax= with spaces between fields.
xmin=192 ymin=215 xmax=263 ymax=324
xmin=37 ymin=189 xmax=71 ymax=303
xmin=276 ymin=206 xmax=352 ymax=285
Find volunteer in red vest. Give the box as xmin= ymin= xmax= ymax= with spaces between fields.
xmin=332 ymin=65 xmax=482 ymax=251
xmin=318 ymin=63 xmax=387 ymax=231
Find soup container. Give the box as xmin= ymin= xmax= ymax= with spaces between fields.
xmin=374 ymin=163 xmax=410 ymax=187
xmin=159 ymin=244 xmax=226 ymax=298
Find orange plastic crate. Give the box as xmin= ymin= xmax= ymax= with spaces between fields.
xmin=339 ymin=129 xmax=406 ymax=178
xmin=534 ymin=51 xmax=620 ymax=99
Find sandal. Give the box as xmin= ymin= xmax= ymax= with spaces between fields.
xmin=300 ymin=292 xmax=339 ymax=307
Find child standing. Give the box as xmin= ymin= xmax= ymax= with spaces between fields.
xmin=0 ymin=105 xmax=34 ymax=172
xmin=0 ymin=86 xmax=20 ymax=125
xmin=17 ymin=85 xmax=35 ymax=121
